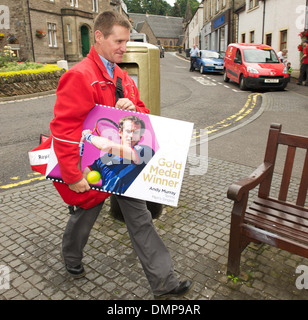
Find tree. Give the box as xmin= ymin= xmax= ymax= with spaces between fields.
xmin=175 ymin=0 xmax=199 ymax=17
xmin=123 ymin=0 xmax=200 ymax=17
xmin=172 ymin=2 xmax=182 ymax=17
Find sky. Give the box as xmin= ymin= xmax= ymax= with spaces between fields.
xmin=165 ymin=0 xmax=176 ymax=6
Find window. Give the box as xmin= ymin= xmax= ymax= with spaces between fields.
xmin=250 ymin=31 xmax=255 ymax=43
xmin=48 ymin=23 xmax=57 ymax=47
xmin=235 ymin=49 xmax=242 ymax=63
xmin=280 ymin=30 xmax=287 ymax=50
xmin=222 ymin=0 xmax=226 ymax=7
xmin=266 ymin=33 xmax=272 ymax=46
xmin=92 ymin=0 xmax=98 ymax=12
xmin=243 ymin=49 xmax=279 ymax=63
xmin=67 ymin=24 xmax=72 ymax=43
xmin=70 ymin=0 xmax=78 ymax=8
xmin=248 ymin=0 xmax=259 ymax=10
xmin=241 ymin=33 xmax=246 ymax=43
xmin=220 ymin=26 xmax=225 ymax=52
xmin=210 ymin=0 xmax=212 ymax=16
xmin=216 ymin=0 xmax=219 ymax=12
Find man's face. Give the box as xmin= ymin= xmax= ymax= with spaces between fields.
xmin=119 ymin=120 xmax=142 ymax=148
xmin=95 ymin=25 xmax=130 ymax=64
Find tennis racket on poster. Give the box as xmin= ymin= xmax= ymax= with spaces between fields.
xmin=46 ymin=104 xmax=194 ymax=206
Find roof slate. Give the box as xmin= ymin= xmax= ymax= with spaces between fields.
xmin=129 ymin=13 xmax=183 ymax=38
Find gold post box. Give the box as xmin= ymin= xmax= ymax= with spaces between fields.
xmin=119 ymin=42 xmax=160 ymax=116
xmin=111 ymin=42 xmax=162 ymax=222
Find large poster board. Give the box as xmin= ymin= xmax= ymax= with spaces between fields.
xmin=46 ymin=105 xmax=194 ymax=206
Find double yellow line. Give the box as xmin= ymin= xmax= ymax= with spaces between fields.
xmin=0 ymin=172 xmax=45 ymax=190
xmin=192 ymin=92 xmax=261 ymax=139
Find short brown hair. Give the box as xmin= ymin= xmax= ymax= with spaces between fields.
xmin=94 ymin=10 xmax=131 ymax=38
xmin=118 ymin=115 xmax=145 ymax=136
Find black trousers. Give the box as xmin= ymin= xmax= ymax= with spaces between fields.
xmin=190 ymin=56 xmax=197 ymax=71
xmin=298 ymin=63 xmax=308 ymax=85
xmin=62 ymin=196 xmax=179 ymax=295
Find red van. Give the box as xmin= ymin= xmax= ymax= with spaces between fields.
xmin=223 ymin=43 xmax=289 ymax=90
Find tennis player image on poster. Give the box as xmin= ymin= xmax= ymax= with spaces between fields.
xmin=46 ymin=105 xmax=194 ymax=206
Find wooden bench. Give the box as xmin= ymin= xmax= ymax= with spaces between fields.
xmin=227 ymin=123 xmax=308 ymax=276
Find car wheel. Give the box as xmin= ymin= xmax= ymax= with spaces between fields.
xmin=200 ymin=65 xmax=204 ymax=74
xmin=239 ymin=75 xmax=247 ymax=90
xmin=223 ymin=69 xmax=229 ymax=82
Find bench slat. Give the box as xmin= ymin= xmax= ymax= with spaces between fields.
xmin=242 ymin=224 xmax=308 ymax=257
xmin=245 ymin=210 xmax=308 ymax=244
xmin=255 ymin=197 xmax=308 ymax=215
xmin=249 ymin=201 xmax=308 ymax=227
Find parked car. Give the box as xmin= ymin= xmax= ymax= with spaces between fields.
xmin=223 ymin=43 xmax=289 ymax=90
xmin=155 ymin=45 xmax=165 ymax=58
xmin=193 ymin=50 xmax=224 ymax=74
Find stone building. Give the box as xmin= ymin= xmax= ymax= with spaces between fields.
xmin=129 ymin=13 xmax=184 ymax=50
xmin=200 ymin=0 xmax=245 ymax=52
xmin=0 ymin=0 xmax=127 ymax=63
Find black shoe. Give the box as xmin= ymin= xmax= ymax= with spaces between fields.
xmin=65 ymin=264 xmax=86 ymax=279
xmin=154 ymin=280 xmax=194 ymax=300
xmin=297 ymin=82 xmax=302 ymax=85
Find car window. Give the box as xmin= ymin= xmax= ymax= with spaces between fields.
xmin=243 ymin=49 xmax=280 ymax=63
xmin=235 ymin=49 xmax=242 ymax=63
xmin=201 ymin=51 xmax=221 ymax=59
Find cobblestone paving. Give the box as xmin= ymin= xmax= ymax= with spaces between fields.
xmin=1 ymin=155 xmax=308 ymax=300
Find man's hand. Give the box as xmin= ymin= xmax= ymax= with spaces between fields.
xmin=115 ymin=98 xmax=136 ymax=111
xmin=68 ymin=178 xmax=90 ymax=193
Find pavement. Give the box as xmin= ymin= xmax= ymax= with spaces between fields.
xmin=0 ymin=73 xmax=308 ymax=303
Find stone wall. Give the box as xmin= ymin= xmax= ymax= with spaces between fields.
xmin=0 ymin=69 xmax=66 ymax=97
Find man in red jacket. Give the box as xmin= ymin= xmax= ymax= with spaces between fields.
xmin=50 ymin=10 xmax=193 ymax=300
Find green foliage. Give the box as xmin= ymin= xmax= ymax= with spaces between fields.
xmin=0 ymin=61 xmax=44 ymax=73
xmin=124 ymin=0 xmax=199 ymax=17
xmin=228 ymin=274 xmax=240 ymax=284
xmin=0 ymin=64 xmax=64 ymax=77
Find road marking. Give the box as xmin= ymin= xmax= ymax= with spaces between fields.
xmin=0 ymin=176 xmax=45 ymax=189
xmin=0 ymin=172 xmax=45 ymax=190
xmin=0 ymin=93 xmax=55 ymax=105
xmin=0 ymin=68 xmax=261 ymax=192
xmin=192 ymin=76 xmax=217 ymax=86
xmin=1 ymin=93 xmax=262 ymax=191
xmin=192 ymin=93 xmax=262 ymax=139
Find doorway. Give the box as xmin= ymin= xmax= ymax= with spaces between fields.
xmin=81 ymin=25 xmax=90 ymax=57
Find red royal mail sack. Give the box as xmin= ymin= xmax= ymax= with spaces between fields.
xmin=28 ymin=134 xmax=52 ymax=175
xmin=28 ymin=134 xmax=109 ymax=209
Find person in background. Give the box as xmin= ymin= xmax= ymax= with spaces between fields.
xmin=287 ymin=62 xmax=293 ymax=82
xmin=189 ymin=44 xmax=199 ymax=72
xmin=297 ymin=40 xmax=308 ymax=86
xmin=277 ymin=48 xmax=287 ymax=64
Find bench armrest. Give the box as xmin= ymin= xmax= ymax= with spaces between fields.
xmin=227 ymin=162 xmax=273 ymax=202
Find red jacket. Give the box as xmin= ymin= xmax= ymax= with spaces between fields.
xmin=50 ymin=46 xmax=149 ymax=209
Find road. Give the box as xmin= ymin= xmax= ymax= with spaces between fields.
xmin=0 ymin=52 xmax=261 ymax=192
